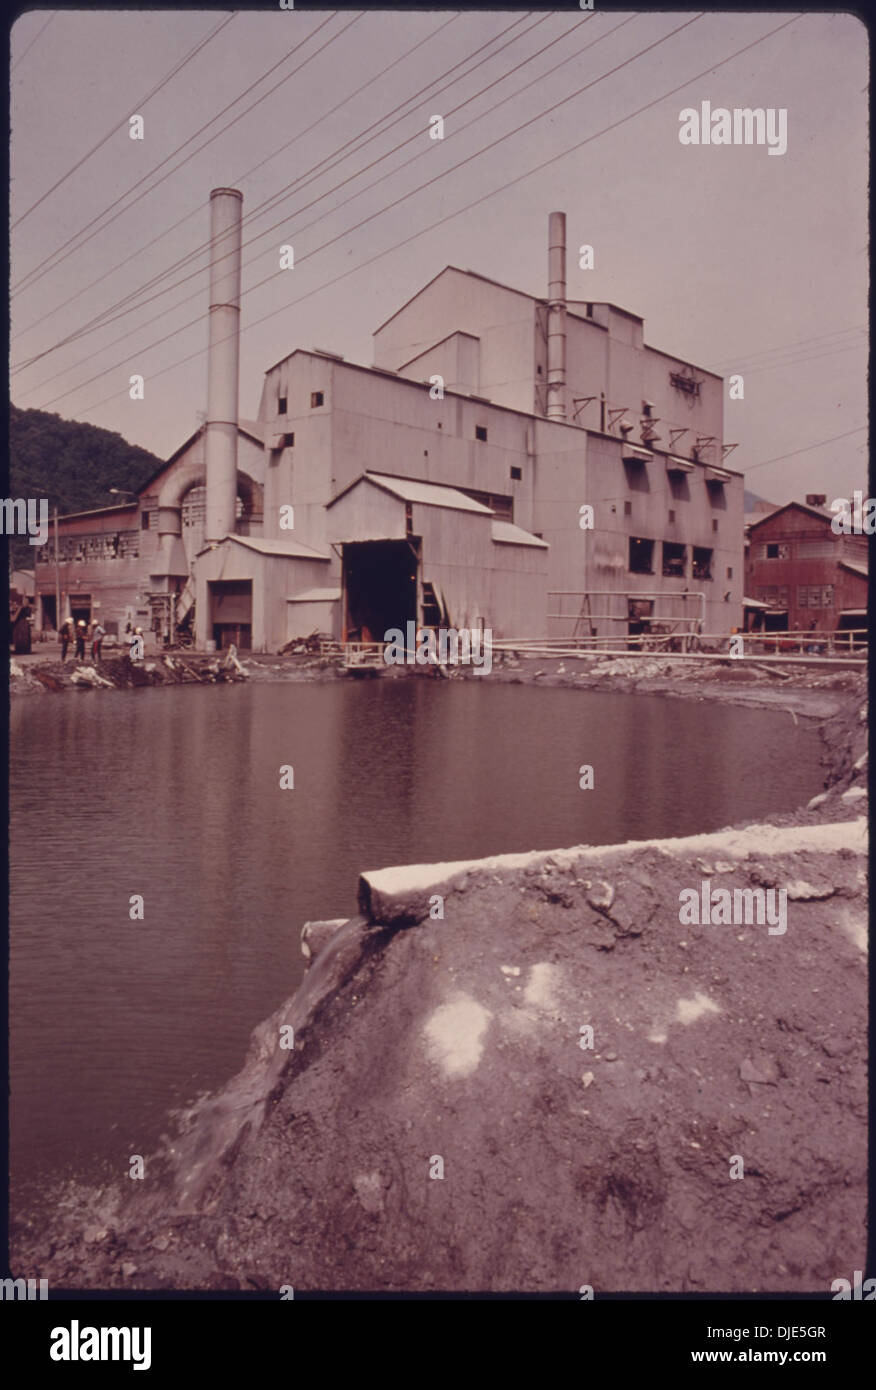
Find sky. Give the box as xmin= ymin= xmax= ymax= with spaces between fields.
xmin=9 ymin=7 xmax=869 ymax=505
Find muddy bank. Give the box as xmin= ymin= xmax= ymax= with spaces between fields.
xmin=8 ymin=647 xmax=866 ymax=720
xmin=10 ymin=685 xmax=868 ymax=1293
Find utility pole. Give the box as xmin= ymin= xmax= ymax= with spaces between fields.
xmin=53 ymin=506 xmax=61 ymax=628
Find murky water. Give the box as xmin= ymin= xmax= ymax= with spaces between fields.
xmin=10 ymin=679 xmax=823 ymax=1207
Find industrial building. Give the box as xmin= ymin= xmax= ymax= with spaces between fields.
xmin=745 ymin=500 xmax=868 ymax=635
xmin=35 ymin=194 xmax=744 ymax=652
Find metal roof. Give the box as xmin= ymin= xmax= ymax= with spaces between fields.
xmin=339 ymin=472 xmax=494 ymax=515
xmin=198 ymin=535 xmax=330 ymax=560
xmin=746 ymin=500 xmax=835 ymax=530
xmin=287 ymin=587 xmax=341 ymax=602
xmin=839 ymin=559 xmax=869 ymax=579
xmin=491 ymin=519 xmax=549 ymax=549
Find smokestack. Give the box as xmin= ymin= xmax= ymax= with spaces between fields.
xmin=546 ymin=211 xmax=567 ymax=420
xmin=205 ymin=188 xmax=243 ymax=542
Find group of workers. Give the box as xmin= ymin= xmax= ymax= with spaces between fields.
xmin=59 ymin=616 xmax=105 ymax=662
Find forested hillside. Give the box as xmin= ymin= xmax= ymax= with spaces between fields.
xmin=7 ymin=405 xmax=163 ymax=569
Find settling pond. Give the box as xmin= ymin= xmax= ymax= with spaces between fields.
xmin=10 ymin=679 xmax=824 ymax=1205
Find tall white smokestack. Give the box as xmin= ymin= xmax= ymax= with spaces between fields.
xmin=546 ymin=210 xmax=567 ymax=420
xmin=205 ymin=188 xmax=243 ymax=542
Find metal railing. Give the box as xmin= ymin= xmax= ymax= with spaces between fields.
xmin=489 ymin=628 xmax=868 ymax=666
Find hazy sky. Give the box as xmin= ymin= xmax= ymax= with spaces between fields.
xmin=10 ymin=8 xmax=869 ymax=504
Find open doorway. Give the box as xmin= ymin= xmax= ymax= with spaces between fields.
xmin=70 ymin=596 xmax=92 ymax=627
xmin=627 ymin=596 xmax=653 ymax=646
xmin=208 ymin=579 xmax=252 ymax=650
xmin=342 ymin=540 xmax=417 ymax=643
xmin=40 ymin=594 xmax=57 ymax=631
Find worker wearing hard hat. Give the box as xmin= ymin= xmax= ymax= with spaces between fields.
xmin=75 ymin=620 xmax=87 ymax=660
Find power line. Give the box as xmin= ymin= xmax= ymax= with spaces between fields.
xmin=12 ymin=12 xmax=54 ymax=71
xmin=29 ymin=13 xmax=696 ymax=412
xmin=16 ymin=11 xmax=593 ymax=380
xmin=11 ymin=11 xmax=353 ymax=295
xmin=13 ymin=10 xmax=538 ymax=357
xmin=11 ymin=11 xmax=461 ymax=345
xmin=707 ymin=324 xmax=867 ymax=371
xmin=744 ymin=427 xmax=867 ymax=473
xmin=740 ymin=342 xmax=866 ymax=376
xmin=48 ymin=14 xmax=804 ymax=420
xmin=12 ymin=14 xmax=237 ymax=229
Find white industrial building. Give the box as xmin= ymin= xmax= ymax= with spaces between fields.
xmin=36 ymin=193 xmax=744 ymax=652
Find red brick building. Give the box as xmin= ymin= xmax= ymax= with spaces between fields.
xmin=745 ymin=501 xmax=868 ymax=635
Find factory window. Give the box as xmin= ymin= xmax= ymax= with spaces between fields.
xmin=140 ymin=511 xmax=150 ymax=530
xmin=727 ymin=567 xmax=733 ymax=580
xmin=662 ymin=542 xmax=686 ymax=577
xmin=475 ymin=425 xmax=487 ymax=442
xmin=510 ymin=466 xmax=522 ymax=481
xmin=692 ymin=546 xmax=713 ymax=580
xmin=629 ymin=536 xmax=654 ymax=575
xmin=278 ymin=395 xmax=287 ymax=414
xmin=586 ymin=303 xmax=593 ymax=318
xmin=283 ymin=433 xmax=295 ymax=447
xmin=624 ymin=501 xmax=632 ymax=517
xmin=764 ymin=542 xmax=790 ymax=560
xmin=712 ymin=518 xmax=719 ymax=533
xmin=405 ymin=502 xmax=414 ymax=537
xmin=798 ymin=584 xmax=834 ymax=609
xmin=668 ymin=509 xmax=675 ymax=523
xmin=757 ymin=585 xmax=788 ymax=607
xmin=310 ymin=391 xmax=324 ymax=408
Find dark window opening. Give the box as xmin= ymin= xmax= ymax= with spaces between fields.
xmin=510 ymin=466 xmax=522 ymax=481
xmin=586 ymin=303 xmax=593 ymax=318
xmin=537 ymin=364 xmax=543 ymax=375
xmin=140 ymin=511 xmax=150 ymax=530
xmin=624 ymin=500 xmax=632 ymax=517
xmin=405 ymin=502 xmax=414 ymax=537
xmin=629 ymin=536 xmax=654 ymax=575
xmin=712 ymin=518 xmax=719 ymax=532
xmin=283 ymin=432 xmax=295 ymax=447
xmin=642 ymin=401 xmax=654 ymax=418
xmin=278 ymin=395 xmax=287 ymax=414
xmin=310 ymin=391 xmax=324 ymax=408
xmin=692 ymin=546 xmax=713 ymax=580
xmin=727 ymin=567 xmax=733 ymax=579
xmin=668 ymin=509 xmax=675 ymax=523
xmin=475 ymin=425 xmax=487 ymax=442
xmin=458 ymin=487 xmax=513 ymax=521
xmin=765 ymin=542 xmax=789 ymax=560
xmin=662 ymin=541 xmax=686 ymax=577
